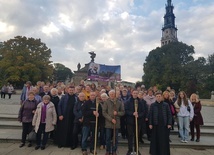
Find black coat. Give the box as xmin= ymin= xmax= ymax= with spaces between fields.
xmin=82 ymin=99 xmax=102 ymax=126
xmin=149 ymin=101 xmax=172 ymax=126
xmin=125 ymin=97 xmax=147 ymax=125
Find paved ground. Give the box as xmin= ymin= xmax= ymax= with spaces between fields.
xmin=0 ymin=95 xmax=214 ymax=155
xmin=0 ymin=143 xmax=214 ymax=155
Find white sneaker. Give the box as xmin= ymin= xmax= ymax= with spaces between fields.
xmin=184 ymin=140 xmax=188 ymax=143
xmin=180 ymin=140 xmax=185 ymax=143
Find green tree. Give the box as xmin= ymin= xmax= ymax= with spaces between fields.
xmin=202 ymin=53 xmax=214 ymax=98
xmin=0 ymin=36 xmax=53 ymax=87
xmin=53 ymin=63 xmax=73 ymax=82
xmin=143 ymin=42 xmax=195 ymax=92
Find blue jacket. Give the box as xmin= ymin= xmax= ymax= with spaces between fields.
xmin=73 ymin=99 xmax=84 ymax=123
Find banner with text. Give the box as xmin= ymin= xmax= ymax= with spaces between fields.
xmin=87 ymin=62 xmax=121 ymax=81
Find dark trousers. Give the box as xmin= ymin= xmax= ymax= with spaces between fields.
xmin=36 ymin=123 xmax=49 ymax=146
xmin=190 ymin=121 xmax=200 ymax=139
xmin=1 ymin=92 xmax=6 ymax=99
xmin=120 ymin=116 xmax=127 ymax=138
xmin=8 ymin=93 xmax=12 ymax=99
xmin=139 ymin=120 xmax=146 ymax=140
xmin=99 ymin=127 xmax=106 ymax=146
xmin=22 ymin=122 xmax=33 ymax=144
xmin=146 ymin=121 xmax=152 ymax=140
xmin=72 ymin=123 xmax=82 ymax=147
xmin=127 ymin=124 xmax=140 ymax=152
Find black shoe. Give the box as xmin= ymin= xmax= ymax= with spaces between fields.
xmin=19 ymin=143 xmax=25 ymax=148
xmin=71 ymin=146 xmax=76 ymax=150
xmin=41 ymin=146 xmax=45 ymax=150
xmin=58 ymin=145 xmax=62 ymax=148
xmin=196 ymin=139 xmax=200 ymax=142
xmin=28 ymin=143 xmax=32 ymax=147
xmin=126 ymin=150 xmax=132 ymax=155
xmin=140 ymin=139 xmax=144 ymax=144
xmin=190 ymin=138 xmax=194 ymax=141
xmin=35 ymin=145 xmax=40 ymax=150
xmin=90 ymin=150 xmax=96 ymax=154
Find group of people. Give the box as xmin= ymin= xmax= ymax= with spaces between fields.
xmin=1 ymin=84 xmax=14 ymax=99
xmin=18 ymin=80 xmax=204 ymax=155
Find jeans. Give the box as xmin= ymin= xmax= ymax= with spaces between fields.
xmin=36 ymin=123 xmax=49 ymax=146
xmin=106 ymin=128 xmax=119 ymax=153
xmin=178 ymin=116 xmax=190 ymax=141
xmin=81 ymin=125 xmax=95 ymax=151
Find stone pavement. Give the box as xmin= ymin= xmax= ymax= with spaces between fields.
xmin=0 ymin=143 xmax=214 ymax=155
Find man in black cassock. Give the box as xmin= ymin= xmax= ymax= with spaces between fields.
xmin=149 ymin=91 xmax=172 ymax=155
xmin=57 ymin=86 xmax=77 ymax=148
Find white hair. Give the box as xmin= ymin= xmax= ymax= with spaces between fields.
xmin=108 ymin=90 xmax=115 ymax=95
xmin=100 ymin=93 xmax=109 ymax=99
xmin=51 ymin=88 xmax=58 ymax=94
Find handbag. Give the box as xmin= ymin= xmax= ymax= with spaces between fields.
xmin=28 ymin=130 xmax=36 ymax=141
xmin=170 ymin=104 xmax=175 ymax=115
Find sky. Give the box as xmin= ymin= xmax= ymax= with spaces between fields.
xmin=0 ymin=0 xmax=214 ymax=83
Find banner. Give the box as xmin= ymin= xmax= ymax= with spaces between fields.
xmin=87 ymin=62 xmax=121 ymax=81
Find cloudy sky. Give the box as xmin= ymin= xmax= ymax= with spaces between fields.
xmin=0 ymin=0 xmax=214 ymax=82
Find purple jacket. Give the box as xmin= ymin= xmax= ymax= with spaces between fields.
xmin=18 ymin=99 xmax=37 ymax=123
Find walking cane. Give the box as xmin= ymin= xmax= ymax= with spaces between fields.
xmin=94 ymin=97 xmax=99 ymax=155
xmin=135 ymin=99 xmax=139 ymax=155
xmin=113 ymin=82 xmax=117 ymax=150
xmin=113 ymin=98 xmax=116 ymax=148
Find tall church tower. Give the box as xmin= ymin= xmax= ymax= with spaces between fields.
xmin=161 ymin=0 xmax=178 ymax=46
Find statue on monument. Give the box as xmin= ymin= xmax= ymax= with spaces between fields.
xmin=89 ymin=51 xmax=96 ymax=62
xmin=77 ymin=63 xmax=81 ymax=71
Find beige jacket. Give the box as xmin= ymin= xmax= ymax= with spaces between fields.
xmin=32 ymin=102 xmax=57 ymax=133
xmin=102 ymin=98 xmax=125 ymax=129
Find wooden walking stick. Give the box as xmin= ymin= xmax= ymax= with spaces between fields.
xmin=113 ymin=98 xmax=116 ymax=148
xmin=135 ymin=99 xmax=139 ymax=155
xmin=113 ymin=81 xmax=117 ymax=149
xmin=94 ymin=97 xmax=99 ymax=155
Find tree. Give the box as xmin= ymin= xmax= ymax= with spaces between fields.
xmin=202 ymin=53 xmax=214 ymax=98
xmin=53 ymin=63 xmax=73 ymax=82
xmin=0 ymin=36 xmax=53 ymax=87
xmin=143 ymin=42 xmax=195 ymax=92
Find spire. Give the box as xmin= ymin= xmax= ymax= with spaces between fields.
xmin=163 ymin=0 xmax=176 ymax=29
xmin=167 ymin=0 xmax=172 ymax=6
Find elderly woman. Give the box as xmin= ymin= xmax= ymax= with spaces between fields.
xmin=32 ymin=95 xmax=57 ymax=150
xmin=99 ymin=93 xmax=109 ymax=150
xmin=18 ymin=91 xmax=37 ymax=148
xmin=190 ymin=93 xmax=204 ymax=142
